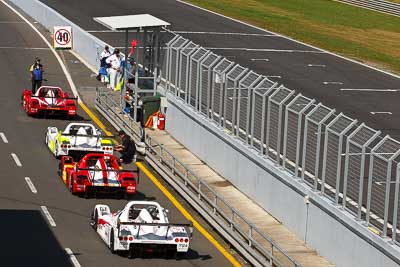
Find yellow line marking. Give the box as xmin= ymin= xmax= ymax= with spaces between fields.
xmin=368 ymin=226 xmax=380 ymax=235
xmin=78 ymin=102 xmax=112 ymax=136
xmin=136 ymin=161 xmax=241 ymax=267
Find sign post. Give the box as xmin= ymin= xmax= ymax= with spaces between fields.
xmin=53 ymin=26 xmax=72 ymax=49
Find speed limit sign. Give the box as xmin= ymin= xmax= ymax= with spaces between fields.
xmin=53 ymin=26 xmax=72 ymax=49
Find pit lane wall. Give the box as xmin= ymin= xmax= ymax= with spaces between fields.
xmin=10 ymin=0 xmax=400 ymax=266
xmin=165 ymin=93 xmax=400 ymax=267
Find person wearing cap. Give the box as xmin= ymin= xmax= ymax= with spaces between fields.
xmin=105 ymin=48 xmax=123 ymax=91
xmin=115 ymin=130 xmax=136 ymax=163
xmin=29 ymin=57 xmax=44 ymax=94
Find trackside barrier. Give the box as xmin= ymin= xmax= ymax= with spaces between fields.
xmin=160 ymin=31 xmax=400 ymax=249
xmin=96 ymin=89 xmax=299 ymax=267
xmin=336 ymin=0 xmax=400 ymax=17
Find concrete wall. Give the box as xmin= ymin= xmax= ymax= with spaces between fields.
xmin=166 ymin=94 xmax=400 ymax=267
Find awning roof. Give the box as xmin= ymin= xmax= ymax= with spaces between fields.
xmin=93 ymin=14 xmax=170 ymax=31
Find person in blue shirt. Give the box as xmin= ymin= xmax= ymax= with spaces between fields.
xmin=29 ymin=57 xmax=44 ymax=94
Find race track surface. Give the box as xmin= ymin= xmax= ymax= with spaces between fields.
xmin=0 ymin=3 xmax=234 ymax=266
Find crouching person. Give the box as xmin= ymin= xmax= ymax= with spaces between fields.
xmin=115 ymin=130 xmax=136 ymax=164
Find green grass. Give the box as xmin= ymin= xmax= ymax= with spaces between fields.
xmin=186 ymin=0 xmax=400 ymax=74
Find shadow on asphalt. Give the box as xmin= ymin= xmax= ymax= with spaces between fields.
xmin=0 ymin=209 xmax=72 ymax=267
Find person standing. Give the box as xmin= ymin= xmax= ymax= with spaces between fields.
xmin=29 ymin=57 xmax=44 ymax=94
xmin=115 ymin=130 xmax=136 ymax=163
xmin=105 ymin=49 xmax=123 ymax=91
xmin=99 ymin=45 xmax=111 ymax=83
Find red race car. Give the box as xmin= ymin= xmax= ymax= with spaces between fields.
xmin=58 ymin=153 xmax=138 ymax=198
xmin=22 ymin=86 xmax=77 ymax=118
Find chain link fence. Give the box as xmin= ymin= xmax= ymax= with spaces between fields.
xmin=160 ymin=32 xmax=400 ymax=244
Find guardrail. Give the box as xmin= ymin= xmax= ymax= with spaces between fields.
xmin=335 ymin=0 xmax=400 ymax=16
xmin=95 ymin=89 xmax=300 ymax=267
xmin=160 ymin=31 xmax=400 ymax=247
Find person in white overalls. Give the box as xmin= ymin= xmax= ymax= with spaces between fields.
xmin=105 ymin=49 xmax=123 ymax=91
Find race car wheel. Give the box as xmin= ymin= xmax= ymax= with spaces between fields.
xmin=69 ymin=175 xmax=75 ymax=194
xmin=109 ymin=230 xmax=116 ymax=254
xmin=54 ymin=142 xmax=59 ymax=158
xmin=91 ymin=210 xmax=98 ymax=230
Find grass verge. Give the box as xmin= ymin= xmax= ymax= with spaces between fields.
xmin=186 ymin=0 xmax=400 ymax=74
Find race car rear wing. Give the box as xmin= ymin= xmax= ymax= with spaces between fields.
xmin=31 ymin=95 xmax=78 ymax=101
xmin=117 ymin=222 xmax=194 ymax=239
xmin=76 ymin=167 xmax=140 ymax=183
xmin=60 ymin=134 xmax=113 ymax=148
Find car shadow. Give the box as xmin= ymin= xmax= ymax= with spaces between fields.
xmin=78 ymin=190 xmax=156 ymax=201
xmin=0 ymin=209 xmax=73 ymax=266
xmin=117 ymin=248 xmax=211 ymax=261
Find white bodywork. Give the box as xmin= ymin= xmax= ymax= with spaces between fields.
xmin=45 ymin=122 xmax=113 ymax=157
xmin=92 ymin=201 xmax=191 ymax=254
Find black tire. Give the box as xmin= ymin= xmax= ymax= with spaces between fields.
xmin=109 ymin=230 xmax=116 ymax=254
xmin=91 ymin=209 xmax=98 ymax=230
xmin=69 ymin=175 xmax=75 ymax=194
xmin=57 ymin=162 xmax=62 ymax=177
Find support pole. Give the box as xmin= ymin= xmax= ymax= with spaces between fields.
xmin=153 ymin=29 xmax=159 ymax=96
xmin=133 ymin=28 xmax=140 ymax=121
xmin=122 ymin=29 xmax=129 ymax=108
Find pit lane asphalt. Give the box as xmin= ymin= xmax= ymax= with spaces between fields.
xmin=39 ymin=0 xmax=400 ymax=139
xmin=0 ymin=3 xmax=234 ymax=267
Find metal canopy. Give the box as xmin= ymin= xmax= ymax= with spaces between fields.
xmin=93 ymin=14 xmax=170 ymax=31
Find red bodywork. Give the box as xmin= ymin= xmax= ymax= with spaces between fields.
xmin=59 ymin=153 xmax=137 ymax=196
xmin=22 ymin=86 xmax=77 ymax=117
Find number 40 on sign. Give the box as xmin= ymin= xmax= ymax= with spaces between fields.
xmin=53 ymin=26 xmax=72 ymax=49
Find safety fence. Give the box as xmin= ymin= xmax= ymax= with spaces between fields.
xmin=161 ymin=33 xmax=400 ymax=245
xmin=95 ymin=89 xmax=299 ymax=267
xmin=336 ymin=0 xmax=400 ymax=17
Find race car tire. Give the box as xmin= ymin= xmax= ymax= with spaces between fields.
xmin=57 ymin=162 xmax=62 ymax=177
xmin=91 ymin=209 xmax=98 ymax=230
xmin=109 ymin=230 xmax=116 ymax=254
xmin=69 ymin=175 xmax=75 ymax=194
xmin=55 ymin=142 xmax=60 ymax=159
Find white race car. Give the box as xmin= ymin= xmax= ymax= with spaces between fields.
xmin=45 ymin=122 xmax=113 ymax=158
xmin=90 ymin=201 xmax=192 ymax=258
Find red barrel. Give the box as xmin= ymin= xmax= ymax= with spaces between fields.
xmin=157 ymin=113 xmax=165 ymax=130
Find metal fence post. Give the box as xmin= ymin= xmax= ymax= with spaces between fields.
xmin=392 ymin=163 xmax=400 ymax=243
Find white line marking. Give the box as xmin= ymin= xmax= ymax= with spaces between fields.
xmin=370 ymin=111 xmax=392 ymax=115
xmin=0 ymin=21 xmax=25 ymax=23
xmin=87 ymin=29 xmax=279 ymax=37
xmin=1 ymin=0 xmax=80 ymax=101
xmin=65 ymin=248 xmax=82 ymax=267
xmin=11 ymin=153 xmax=22 ymax=167
xmin=175 ymin=0 xmax=400 ymax=80
xmin=266 ymin=75 xmax=282 ymax=79
xmin=41 ymin=206 xmax=56 ymax=227
xmin=0 ymin=132 xmax=8 ymax=143
xmin=24 ymin=177 xmax=37 ymax=194
xmin=323 ymin=81 xmax=343 ymax=85
xmin=206 ymin=47 xmax=325 ymax=53
xmin=308 ymin=64 xmax=326 ymax=67
xmin=340 ymin=88 xmax=400 ymax=92
xmin=251 ymin=58 xmax=269 ymax=62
